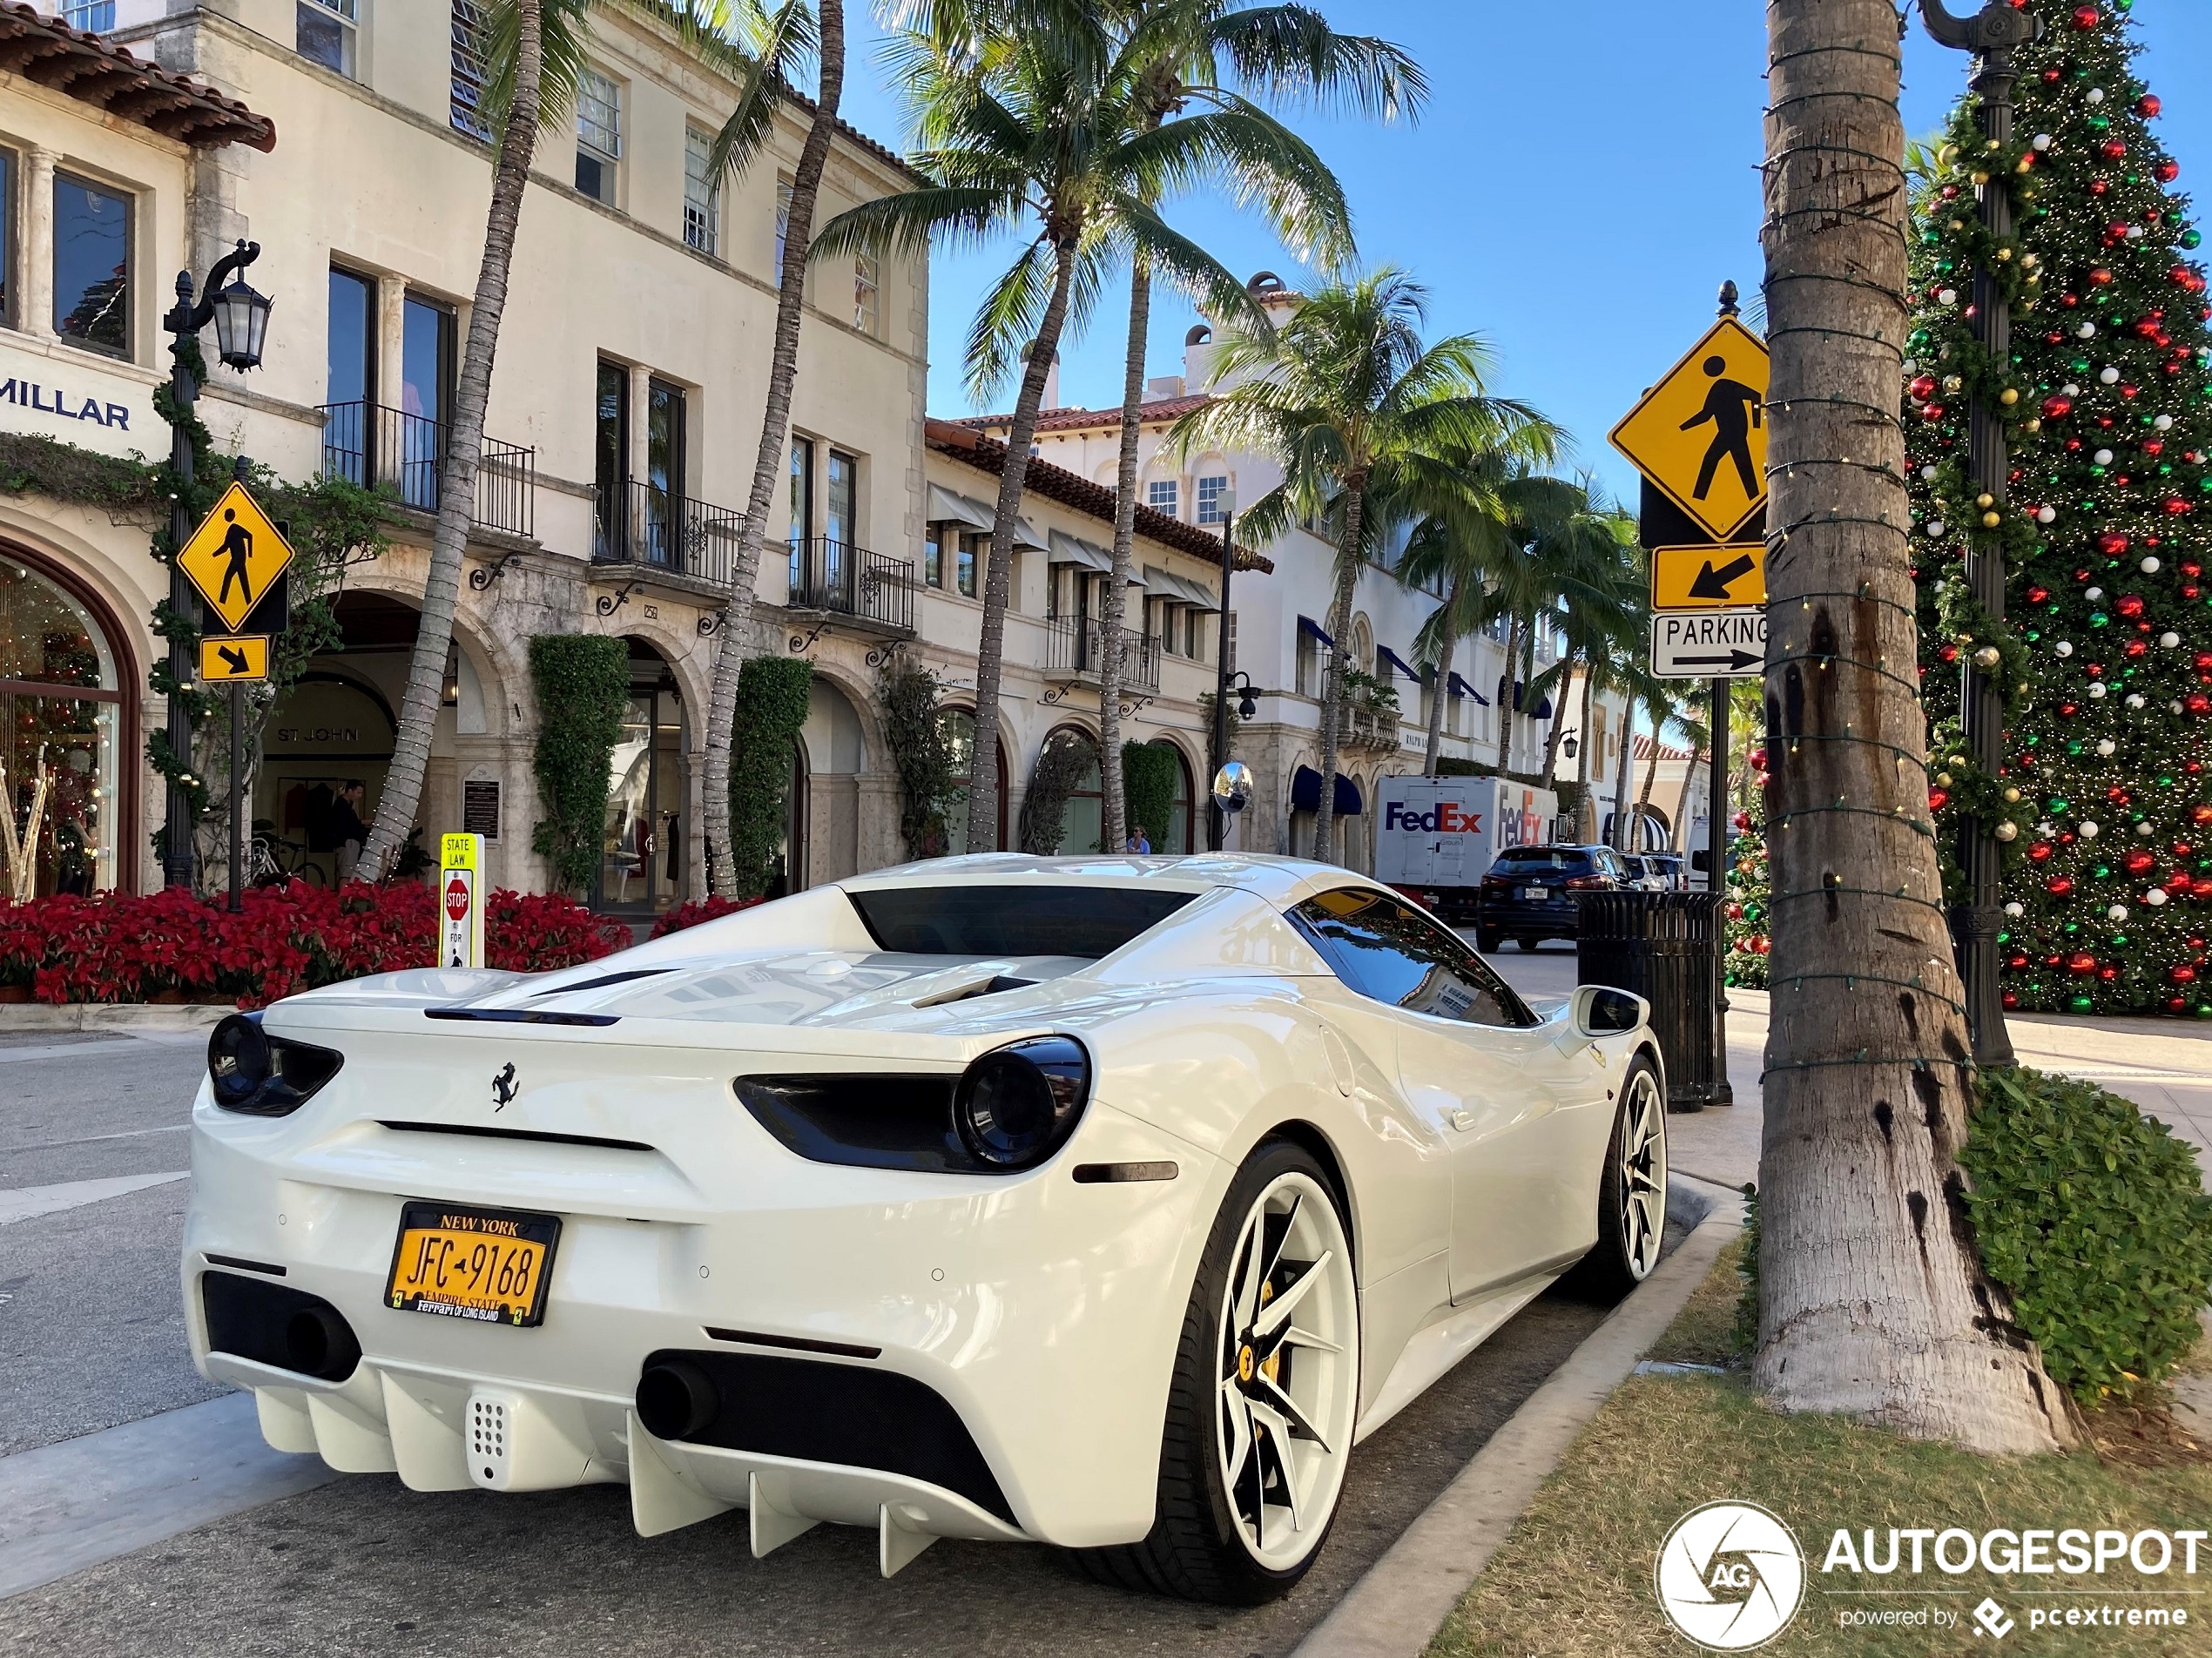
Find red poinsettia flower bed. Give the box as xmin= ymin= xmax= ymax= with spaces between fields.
xmin=646 ymin=894 xmax=765 ymax=939
xmin=0 ymin=881 xmax=630 ymax=1008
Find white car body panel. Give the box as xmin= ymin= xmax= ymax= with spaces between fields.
xmin=182 ymin=854 xmax=1658 ymax=1562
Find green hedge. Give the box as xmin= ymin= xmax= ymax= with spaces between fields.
xmin=1122 ymin=742 xmax=1177 ymax=849
xmin=529 ymin=635 xmax=629 ymax=896
xmin=1960 ymin=1066 xmax=2212 ymax=1403
xmin=728 ymin=657 xmax=813 ymax=897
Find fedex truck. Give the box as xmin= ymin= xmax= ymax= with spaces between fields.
xmin=1373 ymin=775 xmax=1559 ymax=920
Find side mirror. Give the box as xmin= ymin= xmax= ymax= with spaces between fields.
xmin=1570 ymin=984 xmax=1646 ymax=1038
xmin=1211 ymin=760 xmax=1254 ymax=816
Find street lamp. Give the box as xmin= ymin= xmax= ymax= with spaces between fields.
xmin=159 ymin=239 xmax=270 ymax=890
xmin=1916 ymin=0 xmax=2039 ymax=1068
xmin=1208 ymin=483 xmax=1238 ymax=851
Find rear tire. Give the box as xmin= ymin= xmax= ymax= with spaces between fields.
xmin=1475 ymin=927 xmax=1501 ymax=954
xmin=1574 ymin=1055 xmax=1668 ymax=1300
xmin=1070 ymin=1140 xmax=1359 ymax=1603
xmin=1515 ymin=935 xmax=1538 ymax=952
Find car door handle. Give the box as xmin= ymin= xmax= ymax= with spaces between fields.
xmin=1451 ymin=1109 xmax=1479 ymax=1132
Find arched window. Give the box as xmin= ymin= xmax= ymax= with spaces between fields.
xmin=0 ymin=551 xmax=124 ymax=897
xmin=1154 ymin=738 xmax=1194 ymax=853
xmin=939 ymin=708 xmax=1008 ymax=854
xmin=1059 ymin=734 xmax=1104 ymax=854
xmin=1350 ymin=615 xmax=1374 ymax=675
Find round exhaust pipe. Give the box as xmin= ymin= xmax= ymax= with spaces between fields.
xmin=636 ymin=1359 xmax=719 ymax=1442
xmin=283 ymin=1304 xmax=361 ymax=1381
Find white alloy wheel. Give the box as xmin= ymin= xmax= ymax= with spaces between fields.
xmin=1212 ymin=1170 xmax=1359 ymax=1571
xmin=1618 ymin=1064 xmax=1667 ymax=1281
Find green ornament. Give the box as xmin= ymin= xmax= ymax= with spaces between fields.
xmin=2070 ymin=995 xmax=2094 ymax=1013
xmin=2183 ymin=229 xmax=2203 ymax=250
xmin=2089 ymin=611 xmax=2109 ymax=626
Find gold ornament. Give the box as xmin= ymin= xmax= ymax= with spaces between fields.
xmin=2000 ymin=388 xmax=2020 ymax=406
xmin=1936 ymin=772 xmax=1955 ymax=788
xmin=1944 ymin=375 xmax=1965 ymax=394
xmin=1982 ymin=511 xmax=2002 ymax=529
xmin=1971 ymin=171 xmax=1991 ymax=185
xmin=1973 ymin=644 xmax=2003 ymax=668
xmin=1996 ymin=246 xmax=2013 ymax=261
xmin=2003 ymin=786 xmax=2021 ymax=804
xmin=2015 ymin=156 xmax=2034 ymax=174
xmin=1976 ymin=493 xmax=1994 ymax=509
xmin=1995 ymin=820 xmax=2020 ymax=842
xmin=1939 ymin=143 xmax=1960 ymax=165
xmin=2024 ymin=418 xmax=2042 ymax=434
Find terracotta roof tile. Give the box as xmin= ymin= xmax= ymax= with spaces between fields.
xmin=0 ymin=2 xmax=276 ymax=151
xmin=956 ymin=394 xmax=1215 ymax=435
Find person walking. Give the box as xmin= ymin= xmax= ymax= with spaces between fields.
xmin=330 ymin=780 xmax=369 ymax=883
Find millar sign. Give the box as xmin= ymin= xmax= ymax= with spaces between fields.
xmin=0 ymin=334 xmax=153 ymax=460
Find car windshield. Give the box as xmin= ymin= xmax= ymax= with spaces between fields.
xmin=846 ymin=885 xmax=1197 ymax=959
xmin=1491 ymin=848 xmax=1584 ymax=870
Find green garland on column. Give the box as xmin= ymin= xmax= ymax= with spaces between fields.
xmin=727 ymin=657 xmax=813 ymax=898
xmin=528 ymin=635 xmax=629 ymax=896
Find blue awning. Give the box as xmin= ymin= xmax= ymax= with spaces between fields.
xmin=1377 ymin=644 xmax=1423 ymax=680
xmin=1291 ymin=765 xmax=1362 ymax=816
xmin=1495 ymin=677 xmax=1554 ymax=719
xmin=1447 ymin=671 xmax=1487 ymax=705
xmin=1298 ymin=615 xmax=1335 ymax=648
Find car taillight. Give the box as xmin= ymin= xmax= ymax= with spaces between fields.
xmin=1482 ymin=875 xmax=1508 ymax=888
xmin=1564 ymin=875 xmax=1608 ymax=890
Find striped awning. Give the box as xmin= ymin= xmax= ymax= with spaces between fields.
xmin=930 ymin=484 xmax=1044 ymax=547
xmin=1145 ymin=566 xmax=1220 ymax=609
xmin=1049 ymin=530 xmax=1143 ymax=583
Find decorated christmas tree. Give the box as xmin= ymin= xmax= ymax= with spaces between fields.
xmin=1723 ymin=783 xmax=1771 ymax=990
xmin=1904 ymin=0 xmax=2212 ymax=1017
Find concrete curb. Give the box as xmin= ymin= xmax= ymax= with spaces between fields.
xmin=1294 ymin=1175 xmax=1747 ymax=1658
xmin=0 ymin=1003 xmax=231 ymax=1033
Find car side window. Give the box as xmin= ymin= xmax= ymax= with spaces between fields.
xmin=1290 ymin=888 xmax=1536 ymax=1028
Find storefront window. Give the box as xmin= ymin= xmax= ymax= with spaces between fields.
xmin=0 ymin=556 xmax=120 ymax=898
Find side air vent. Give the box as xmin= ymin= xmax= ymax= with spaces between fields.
xmin=908 ymin=974 xmax=1036 ymax=1009
xmin=530 ymin=967 xmax=673 ymax=997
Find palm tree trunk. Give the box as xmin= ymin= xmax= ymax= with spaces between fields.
xmin=1608 ymin=697 xmax=1634 ymax=849
xmin=359 ymin=0 xmax=543 ymax=880
xmin=1635 ymin=699 xmax=1663 ymax=835
xmin=1312 ymin=482 xmax=1364 ymax=864
xmin=1757 ymin=0 xmax=2068 ymax=1451
xmin=1537 ymin=645 xmax=1575 ymax=785
xmin=1574 ymin=659 xmax=1596 ymax=840
xmin=1492 ymin=614 xmax=1520 ymax=774
xmin=1097 ymin=253 xmax=1151 ymax=853
xmin=700 ymin=0 xmax=846 ymax=898
xmin=1421 ymin=580 xmax=1456 ymax=777
xmin=968 ymin=244 xmax=1077 ymax=849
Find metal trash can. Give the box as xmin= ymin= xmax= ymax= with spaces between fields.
xmin=1574 ymin=892 xmax=1731 ymax=1112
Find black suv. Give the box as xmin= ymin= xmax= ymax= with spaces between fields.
xmin=1474 ymin=844 xmax=1632 ymax=952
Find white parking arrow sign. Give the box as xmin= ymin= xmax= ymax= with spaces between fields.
xmin=1651 ymin=609 xmax=1766 ymax=679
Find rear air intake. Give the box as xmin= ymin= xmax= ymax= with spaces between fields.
xmin=201 ymin=1271 xmax=361 ymax=1382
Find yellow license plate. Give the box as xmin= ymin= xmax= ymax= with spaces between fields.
xmin=384 ymin=1202 xmax=560 ymax=1327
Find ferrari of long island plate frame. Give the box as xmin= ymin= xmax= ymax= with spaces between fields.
xmin=181 ymin=855 xmax=1667 ymax=1605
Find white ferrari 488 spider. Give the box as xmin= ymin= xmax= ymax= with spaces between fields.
xmin=183 ymin=855 xmax=1665 ymax=1604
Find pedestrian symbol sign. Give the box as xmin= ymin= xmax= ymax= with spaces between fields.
xmin=1650 ymin=543 xmax=1768 ymax=611
xmin=198 ymin=634 xmax=270 ymax=683
xmin=1608 ymin=317 xmax=1770 ymax=543
xmin=178 ymin=482 xmax=294 ymax=633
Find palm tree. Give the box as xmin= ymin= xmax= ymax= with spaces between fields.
xmin=1759 ymin=0 xmax=2067 ymax=1449
xmin=1522 ymin=496 xmax=1640 ymax=789
xmin=1090 ymin=1 xmax=1420 ymax=849
xmin=361 ymin=0 xmax=590 ymax=879
xmin=815 ymin=14 xmax=1265 ymax=853
xmin=1174 ymin=268 xmax=1552 ymax=862
xmin=692 ymin=0 xmax=847 ymax=899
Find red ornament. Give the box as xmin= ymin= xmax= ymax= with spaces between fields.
xmin=2157 ymin=160 xmax=2182 ymax=184
xmin=2049 ymin=878 xmax=2076 ymax=896
xmin=2003 ymin=993 xmax=2021 ymax=1010
xmin=2029 ymin=840 xmax=2054 ymax=862
xmin=2116 ymin=594 xmax=2146 ymax=618
xmin=1748 ymin=747 xmax=1768 ymax=771
xmin=2091 ymin=268 xmax=2114 ymax=286
xmin=2127 ymin=850 xmax=2156 ymax=874
xmin=2041 ymin=393 xmax=2074 ymax=420
xmin=2027 ymin=585 xmax=2050 ymax=604
xmin=2140 ymin=94 xmax=2163 ymax=118
xmin=1920 ymin=403 xmax=1947 ymax=424
xmin=2069 ymin=3 xmax=2100 ymax=24
xmin=2189 ymin=693 xmax=2212 ymax=717
xmin=1940 ymin=643 xmax=1960 ymax=664
xmin=2101 ymin=139 xmax=2128 ymax=162
xmin=1909 ymin=374 xmax=1938 ymax=401
xmin=2167 ymin=496 xmax=2192 ymax=515
xmin=2067 ymin=952 xmax=2098 ymax=975
xmin=2098 ymin=530 xmax=2131 ymax=556
xmin=1928 ymin=789 xmax=1951 ymax=812
xmin=2176 ymin=966 xmax=2201 ymax=985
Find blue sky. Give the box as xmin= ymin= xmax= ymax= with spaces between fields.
xmin=833 ymin=2 xmax=2211 ymax=507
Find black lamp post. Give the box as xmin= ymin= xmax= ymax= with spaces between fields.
xmin=1917 ymin=0 xmax=2039 ymax=1068
xmin=1208 ymin=486 xmax=1238 ymax=851
xmin=159 ymin=239 xmax=271 ymax=890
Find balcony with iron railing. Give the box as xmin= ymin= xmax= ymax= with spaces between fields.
xmin=594 ymin=477 xmax=743 ymax=585
xmin=1046 ymin=616 xmax=1161 ymax=691
xmin=318 ymin=401 xmax=536 ymax=539
xmin=786 ymin=536 xmax=915 ymax=637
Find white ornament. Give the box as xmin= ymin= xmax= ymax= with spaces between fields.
xmin=2161 ymin=631 xmax=2182 ymax=648
xmin=1939 ymin=288 xmax=1959 ymax=307
xmin=1902 ymin=359 xmax=1919 ymax=377
xmin=2037 ymin=505 xmax=2058 ymax=524
xmin=2147 ymin=888 xmax=2170 ymax=907
xmin=2127 ymin=226 xmax=2147 ymax=241
xmin=2078 ymin=322 xmax=2100 ymax=339
xmin=2087 ymin=681 xmax=2108 ymax=698
xmin=2108 ymin=905 xmax=2130 ymax=922
xmin=2094 ymin=448 xmax=2115 ymax=466
xmin=2080 ymin=820 xmax=2100 ymax=839
xmin=1926 ymin=519 xmax=1946 ymax=537
xmin=2054 ymin=640 xmax=2074 ymax=657
xmin=2141 ymin=556 xmax=2161 ymax=573
xmin=1921 ymin=464 xmax=1939 ymax=482
xmin=2155 ymin=413 xmax=2175 ymax=431
xmin=2005 ymin=900 xmax=2025 ymax=918
xmin=2127 ymin=693 xmax=2147 ymax=709
xmin=2062 ymin=382 xmax=2081 ymax=398
xmin=2033 ymin=132 xmax=2054 ymax=152
xmin=2174 ymin=700 xmax=2188 ymax=715
xmin=2037 ymin=822 xmax=2057 ymax=838
xmin=2087 ymin=586 xmax=2104 ymax=601
xmin=2087 ymin=87 xmax=2106 ymax=105
xmin=2135 ymin=818 xmax=2155 ymax=834
xmin=2101 ymin=366 xmax=2122 ymax=385
xmin=2099 ymin=738 xmax=2119 ymax=757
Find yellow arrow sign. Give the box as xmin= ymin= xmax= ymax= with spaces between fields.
xmin=199 ymin=634 xmax=270 ymax=683
xmin=1609 ymin=316 xmax=1770 ymax=543
xmin=178 ymin=481 xmax=294 ymax=633
xmin=1651 ymin=543 xmax=1768 ymax=611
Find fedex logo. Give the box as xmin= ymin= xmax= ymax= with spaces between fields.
xmin=1384 ymin=801 xmax=1483 ymax=835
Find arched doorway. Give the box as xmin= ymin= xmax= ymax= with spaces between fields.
xmin=939 ymin=706 xmax=1008 ymax=855
xmin=0 ymin=547 xmax=130 ymax=896
xmin=796 ymin=676 xmax=865 ymax=886
xmin=596 ymin=637 xmax=687 ymax=913
xmin=258 ymin=672 xmax=398 ymax=886
xmin=1153 ymin=738 xmax=1194 ymax=853
xmin=1055 ymin=726 xmax=1104 ymax=854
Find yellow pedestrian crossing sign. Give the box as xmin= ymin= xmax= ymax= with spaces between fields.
xmin=178 ymin=482 xmax=294 ymax=633
xmin=1608 ymin=317 xmax=1770 ymax=543
xmin=199 ymin=634 xmax=270 ymax=683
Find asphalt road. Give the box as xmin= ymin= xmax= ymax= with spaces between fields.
xmin=0 ymin=944 xmax=1639 ymax=1655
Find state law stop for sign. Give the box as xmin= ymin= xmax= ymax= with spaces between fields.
xmin=440 ymin=832 xmax=484 ymax=968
